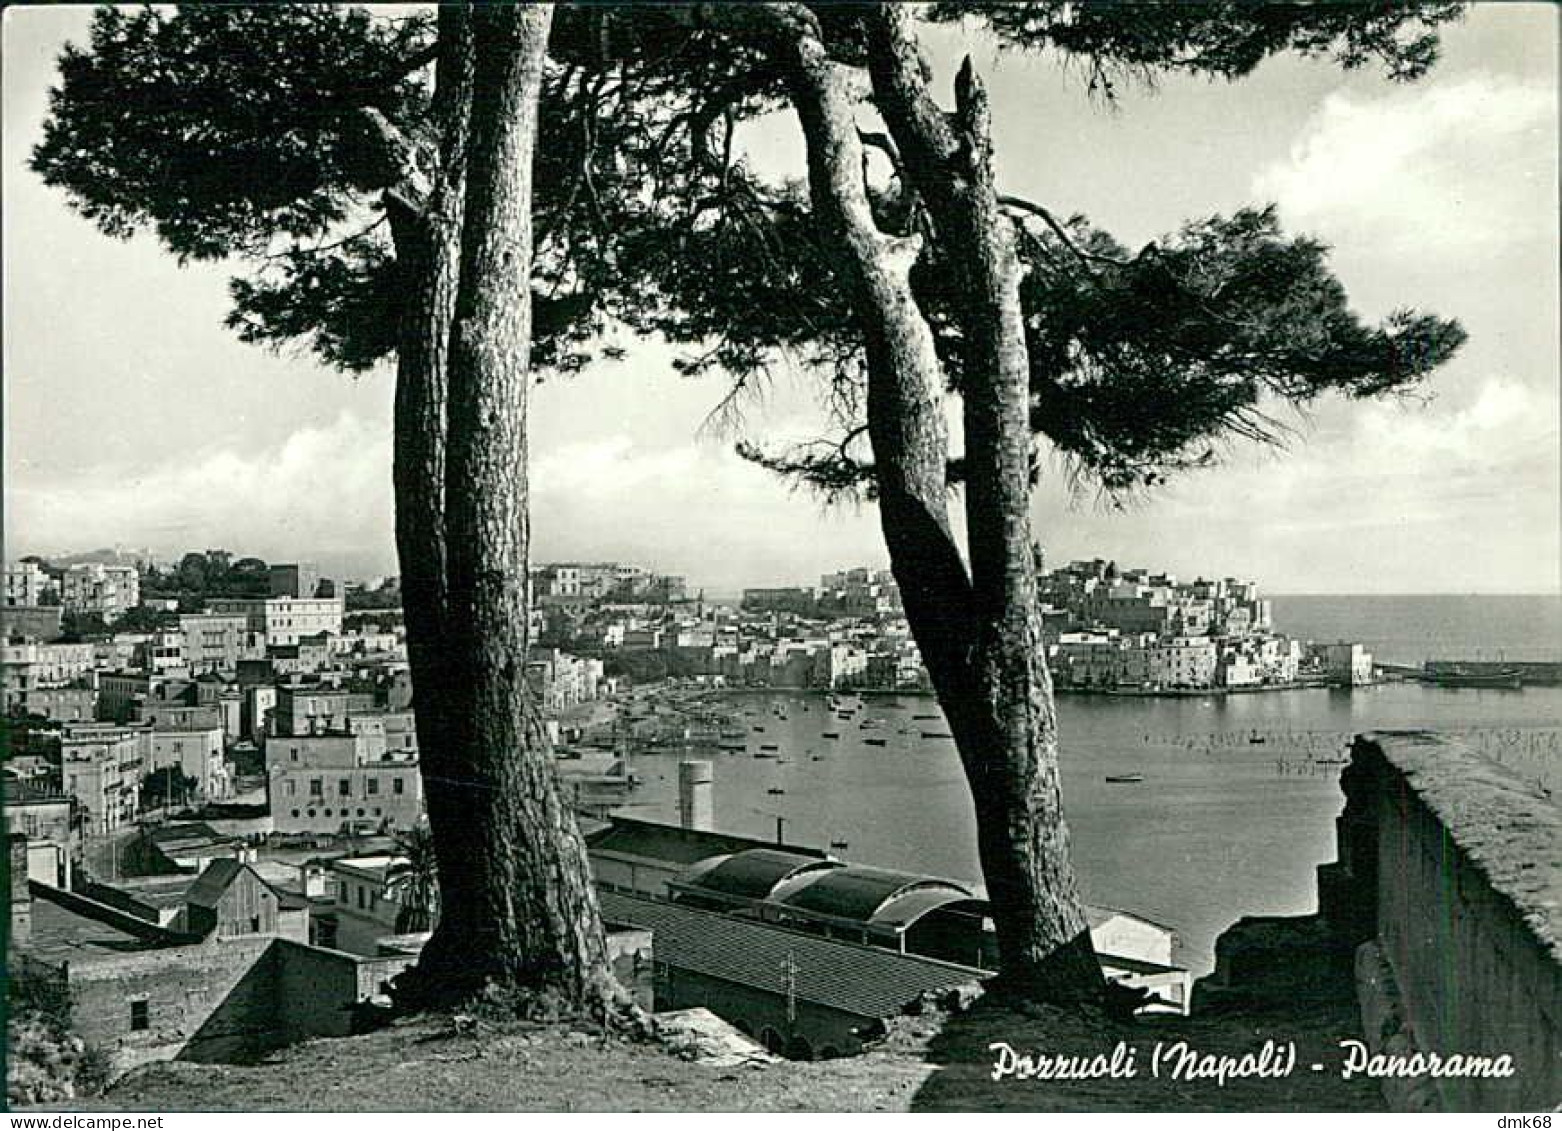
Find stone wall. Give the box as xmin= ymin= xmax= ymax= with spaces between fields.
xmin=1319 ymin=731 xmax=1561 ymax=1110
xmin=653 ymin=965 xmax=865 ymax=1059
xmin=67 ymin=937 xmax=279 ymax=1072
xmin=44 ymin=916 xmax=417 ymax=1077
xmin=269 ymin=939 xmax=417 ymax=1042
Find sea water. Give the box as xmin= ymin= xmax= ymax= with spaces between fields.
xmin=619 ymin=596 xmax=1562 ymax=975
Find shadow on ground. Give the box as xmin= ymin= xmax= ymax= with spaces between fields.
xmin=910 ymin=918 xmax=1385 ymax=1112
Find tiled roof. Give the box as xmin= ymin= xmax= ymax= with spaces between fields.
xmin=599 ymin=890 xmax=986 ymax=1021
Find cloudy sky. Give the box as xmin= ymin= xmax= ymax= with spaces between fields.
xmin=4 ymin=4 xmax=1557 ymax=593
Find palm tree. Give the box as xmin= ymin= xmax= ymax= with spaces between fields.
xmin=384 ymin=823 xmax=439 ymax=935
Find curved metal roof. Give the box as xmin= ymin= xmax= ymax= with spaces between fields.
xmin=777 ymin=865 xmax=972 ymax=923
xmin=870 ymin=890 xmax=990 ymax=933
xmin=675 ymin=853 xmax=733 ymax=888
xmin=684 ymin=848 xmax=841 ymax=901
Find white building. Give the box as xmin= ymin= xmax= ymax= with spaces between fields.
xmin=320 ymin=854 xmax=415 ymax=955
xmin=4 ymin=561 xmax=52 ymax=607
xmin=61 ymin=563 xmax=140 ymax=620
xmin=61 ymin=723 xmax=152 ymax=834
xmin=150 ymin=727 xmax=230 ymax=801
xmin=1150 ymin=636 xmax=1218 ymax=689
xmin=267 ymin=731 xmax=421 ymax=834
xmin=206 ymin=595 xmax=344 ymax=647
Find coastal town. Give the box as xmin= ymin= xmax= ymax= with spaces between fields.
xmin=3 ymin=544 xmax=1394 ymax=1085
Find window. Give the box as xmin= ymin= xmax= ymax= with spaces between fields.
xmin=357 ymin=887 xmax=366 ymax=910
xmin=290 ymin=749 xmax=299 ymax=763
xmin=367 ymin=778 xmax=379 ymax=796
xmin=338 ymin=779 xmax=351 ymax=797
xmin=130 ymin=1000 xmax=149 ymax=1031
xmin=291 ymin=809 xmax=300 ymax=819
xmin=392 ymin=777 xmax=405 ymax=796
xmin=339 ymin=882 xmax=348 ymax=903
xmin=309 ymin=778 xmax=323 ymax=797
xmin=284 ymin=781 xmax=296 ymax=797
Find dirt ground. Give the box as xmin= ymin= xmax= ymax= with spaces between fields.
xmin=81 ymin=975 xmax=1383 ymax=1113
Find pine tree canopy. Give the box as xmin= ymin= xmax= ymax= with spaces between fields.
xmin=33 ymin=2 xmax=1467 ymax=496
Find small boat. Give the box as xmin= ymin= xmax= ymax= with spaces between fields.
xmin=865 ymin=737 xmax=888 ymax=747
xmin=759 ymin=743 xmax=780 ymax=751
xmin=829 ymin=839 xmax=849 ymax=850
xmin=766 ymin=787 xmax=786 ymax=796
xmin=753 ymin=725 xmax=765 ymax=733
xmin=822 ymin=732 xmax=840 ymax=739
xmin=921 ymin=732 xmax=952 ymax=739
xmin=1248 ymin=731 xmax=1266 ymax=745
xmin=913 ymin=714 xmax=939 ymax=721
xmin=1105 ymin=774 xmax=1145 ymax=784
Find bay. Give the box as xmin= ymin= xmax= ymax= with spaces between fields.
xmin=621 ymin=682 xmax=1560 ymax=976
xmin=614 ymin=596 xmax=1562 ymax=977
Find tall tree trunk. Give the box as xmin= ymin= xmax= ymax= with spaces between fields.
xmin=429 ymin=2 xmax=620 ymax=1012
xmin=384 ymin=3 xmax=475 ymax=1008
xmin=863 ymin=6 xmax=1105 ymax=1005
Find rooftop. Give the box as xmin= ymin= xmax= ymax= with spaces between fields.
xmin=587 ymin=816 xmax=827 ymax=869
xmin=778 ymin=866 xmax=972 ymax=924
xmin=683 ymin=849 xmax=840 ymax=902
xmin=331 ymin=854 xmax=404 ymax=881
xmin=184 ymin=857 xmax=245 ymax=907
xmin=21 ymin=887 xmax=174 ymax=964
xmin=142 ymin=821 xmax=232 ymax=852
xmin=599 ymin=890 xmax=985 ymax=1021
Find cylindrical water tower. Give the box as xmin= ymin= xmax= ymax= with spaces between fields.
xmin=678 ymin=759 xmax=713 ymax=831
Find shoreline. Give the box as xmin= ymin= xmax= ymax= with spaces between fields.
xmin=635 ymin=680 xmax=1355 ymax=702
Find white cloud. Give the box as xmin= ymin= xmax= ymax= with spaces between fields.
xmin=532 ymin=436 xmax=702 ymax=497
xmin=8 ymin=413 xmax=395 ymax=566
xmin=1253 ymin=75 xmax=1556 ymax=260
xmin=1069 ymin=377 xmax=1560 ymax=593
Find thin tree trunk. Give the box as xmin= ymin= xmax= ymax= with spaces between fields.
xmin=864 ymin=6 xmax=1105 ymax=1004
xmin=431 ymin=2 xmax=620 ymax=1012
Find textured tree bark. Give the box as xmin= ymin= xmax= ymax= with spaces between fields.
xmin=672 ymin=3 xmax=981 ymax=678
xmin=863 ymin=6 xmax=1106 ymax=1004
xmin=678 ymin=1 xmax=1102 ymax=1007
xmin=383 ymin=4 xmax=475 ymax=1007
xmin=425 ymin=2 xmax=621 ymax=1012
